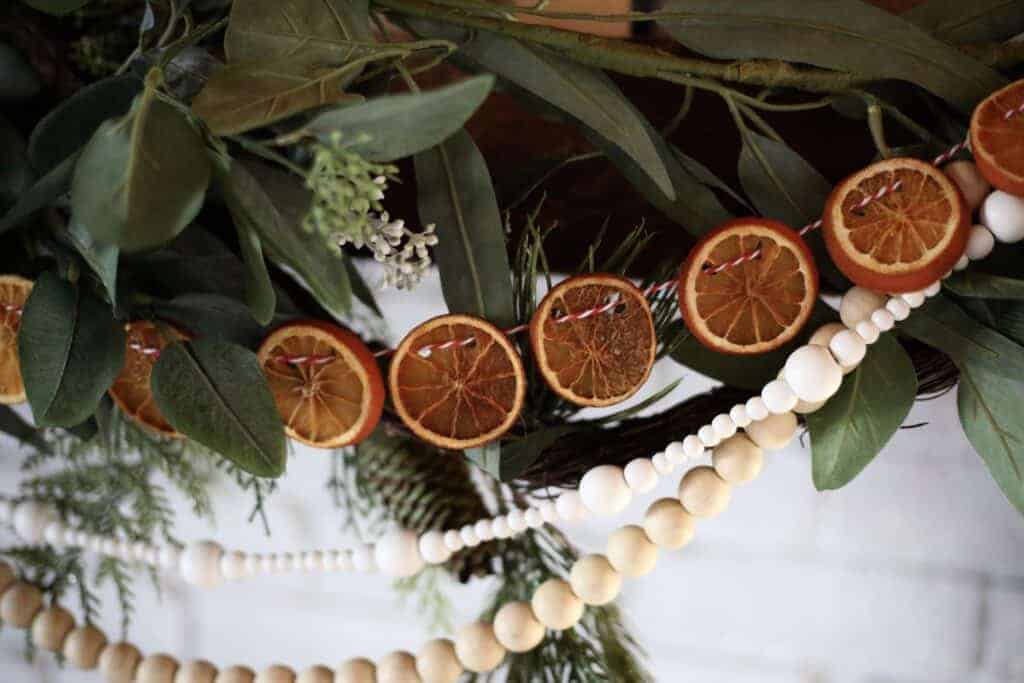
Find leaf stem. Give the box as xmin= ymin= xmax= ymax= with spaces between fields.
xmin=228 ymin=136 xmax=307 ymax=178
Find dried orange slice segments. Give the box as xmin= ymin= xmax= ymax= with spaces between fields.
xmin=529 ymin=274 xmax=655 ymax=407
xmin=389 ymin=314 xmax=526 ymax=450
xmin=679 ymin=218 xmax=818 ymax=355
xmin=109 ymin=321 xmax=188 ymax=437
xmin=823 ymin=157 xmax=968 ymax=292
xmin=257 ymin=320 xmax=384 ymax=449
xmin=0 ymin=275 xmax=33 ymax=405
xmin=971 ymin=79 xmax=1024 ymax=196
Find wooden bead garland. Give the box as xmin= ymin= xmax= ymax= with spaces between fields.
xmin=176 ymin=660 xmax=219 ymax=683
xmin=216 ymin=667 xmax=256 ymax=683
xmin=0 ymin=560 xmax=14 ymax=594
xmin=99 ymin=642 xmax=143 ymax=683
xmin=606 ymin=525 xmax=658 ymax=577
xmin=493 ymin=601 xmax=545 ymax=653
xmin=744 ymin=411 xmax=798 ymax=451
xmin=642 ymin=498 xmax=695 ymax=549
xmin=138 ymin=653 xmax=180 ymax=683
xmin=416 ymin=638 xmax=462 ymax=683
xmin=336 ymin=658 xmax=376 ymax=683
xmin=839 ymin=287 xmax=886 ymax=328
xmin=64 ymin=624 xmax=108 ymax=670
xmin=569 ymin=554 xmax=622 ymax=605
xmin=31 ymin=604 xmax=75 ymax=652
xmin=678 ymin=466 xmax=731 ymax=518
xmin=0 ymin=581 xmax=43 ymax=627
xmin=295 ymin=665 xmax=332 ymax=683
xmin=254 ymin=665 xmax=295 ymax=683
xmin=454 ymin=622 xmax=505 ymax=673
xmin=712 ymin=434 xmax=764 ymax=484
xmin=531 ymin=578 xmax=584 ymax=630
xmin=377 ymin=650 xmax=420 ymax=682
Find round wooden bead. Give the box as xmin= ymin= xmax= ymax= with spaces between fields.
xmin=642 ymin=498 xmax=695 ymax=549
xmin=474 ymin=520 xmax=494 ymax=541
xmin=490 ymin=516 xmax=511 ymax=539
xmin=215 ymin=666 xmax=256 ymax=683
xmin=871 ymin=308 xmax=895 ymax=331
xmin=744 ymin=411 xmax=798 ymax=451
xmin=454 ymin=622 xmax=505 ymax=673
xmin=531 ymin=578 xmax=584 ymax=630
xmin=729 ymin=404 xmax=751 ymax=428
xmin=944 ymin=160 xmax=990 ymax=211
xmin=966 ymin=224 xmax=995 ymax=261
xmin=711 ymin=414 xmax=736 ymax=439
xmin=579 ymin=465 xmax=632 ymax=516
xmin=415 ymin=638 xmax=462 ymax=683
xmin=839 ymin=287 xmax=886 ymax=328
xmin=179 ymin=541 xmax=224 ymax=588
xmin=981 ymin=190 xmax=1024 ymax=243
xmin=555 ymin=490 xmax=587 ymax=522
xmin=12 ymin=501 xmax=58 ymax=544
xmin=783 ymin=345 xmax=843 ymax=403
xmin=623 ymin=458 xmax=658 ymax=493
xmin=712 ymin=434 xmax=764 ymax=484
xmin=808 ymin=322 xmax=845 ymax=348
xmin=829 ymin=329 xmax=866 ymax=373
xmin=99 ymin=642 xmax=142 ymax=683
xmin=443 ymin=530 xmax=464 ymax=552
xmin=418 ymin=531 xmax=451 ymax=565
xmin=493 ymin=601 xmax=544 ymax=653
xmin=31 ymin=605 xmax=74 ymax=652
xmin=294 ymin=666 xmax=331 ymax=683
xmin=377 ymin=651 xmax=420 ymax=683
xmin=138 ymin=654 xmax=180 ymax=683
xmin=761 ymin=379 xmax=797 ymax=414
xmin=745 ymin=396 xmax=769 ymax=421
xmin=569 ymin=554 xmax=622 ymax=605
xmin=793 ymin=397 xmax=826 ymax=415
xmin=0 ymin=581 xmax=43 ymax=627
xmin=0 ymin=560 xmax=14 ymax=595
xmin=375 ymin=529 xmax=425 ymax=578
xmin=606 ymin=525 xmax=658 ymax=577
xmin=64 ymin=624 xmax=108 ymax=669
xmin=678 ymin=466 xmax=731 ymax=518
xmin=336 ymin=658 xmax=376 ymax=683
xmin=886 ymin=297 xmax=911 ymax=322
xmin=220 ymin=551 xmax=248 ymax=581
xmin=254 ymin=665 xmax=295 ymax=683
xmin=175 ymin=660 xmax=218 ymax=683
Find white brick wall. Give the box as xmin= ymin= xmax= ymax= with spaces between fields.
xmin=1 ymin=270 xmax=1022 ymax=682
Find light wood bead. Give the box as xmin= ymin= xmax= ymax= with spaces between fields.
xmin=99 ymin=642 xmax=142 ymax=683
xmin=295 ymin=665 xmax=332 ymax=683
xmin=377 ymin=651 xmax=420 ymax=683
xmin=416 ymin=638 xmax=463 ymax=682
xmin=606 ymin=525 xmax=658 ymax=577
xmin=175 ymin=660 xmax=218 ymax=683
xmin=215 ymin=666 xmax=256 ymax=683
xmin=531 ymin=578 xmax=584 ymax=630
xmin=31 ymin=604 xmax=75 ymax=652
xmin=744 ymin=411 xmax=798 ymax=451
xmin=712 ymin=434 xmax=764 ymax=484
xmin=944 ymin=160 xmax=990 ymax=211
xmin=678 ymin=466 xmax=731 ymax=518
xmin=0 ymin=581 xmax=43 ymax=627
xmin=569 ymin=554 xmax=622 ymax=605
xmin=493 ymin=601 xmax=545 ymax=653
xmin=255 ymin=665 xmax=295 ymax=683
xmin=336 ymin=658 xmax=376 ymax=683
xmin=0 ymin=560 xmax=14 ymax=595
xmin=642 ymin=498 xmax=695 ymax=550
xmin=138 ymin=653 xmax=180 ymax=683
xmin=64 ymin=624 xmax=108 ymax=669
xmin=454 ymin=621 xmax=505 ymax=673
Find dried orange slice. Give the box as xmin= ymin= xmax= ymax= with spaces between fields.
xmin=679 ymin=218 xmax=818 ymax=355
xmin=971 ymin=79 xmax=1024 ymax=196
xmin=257 ymin=320 xmax=384 ymax=449
xmin=0 ymin=275 xmax=33 ymax=405
xmin=529 ymin=274 xmax=655 ymax=407
xmin=389 ymin=314 xmax=526 ymax=450
xmin=823 ymin=157 xmax=968 ymax=292
xmin=109 ymin=321 xmax=188 ymax=437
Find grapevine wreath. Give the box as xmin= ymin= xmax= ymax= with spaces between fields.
xmin=1 ymin=1 xmax=1024 ymax=682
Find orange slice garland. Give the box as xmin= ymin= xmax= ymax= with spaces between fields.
xmin=109 ymin=321 xmax=188 ymax=438
xmin=0 ymin=275 xmax=33 ymax=405
xmin=257 ymin=320 xmax=384 ymax=449
xmin=970 ymin=79 xmax=1024 ymax=196
xmin=679 ymin=218 xmax=819 ymax=355
xmin=823 ymin=157 xmax=968 ymax=292
xmin=529 ymin=274 xmax=655 ymax=407
xmin=389 ymin=314 xmax=526 ymax=450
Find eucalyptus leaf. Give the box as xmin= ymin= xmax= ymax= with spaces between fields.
xmin=659 ymin=0 xmax=1006 ymax=113
xmin=0 ymin=116 xmax=31 ymax=214
xmin=0 ymin=153 xmax=77 ymax=236
xmin=18 ymin=272 xmax=125 ymax=427
xmin=0 ymin=406 xmax=49 ymax=453
xmin=943 ymin=271 xmax=1024 ymax=300
xmin=152 ymin=293 xmax=267 ymax=347
xmin=18 ymin=0 xmax=92 ymax=15
xmin=904 ymin=0 xmax=1024 ymax=43
xmin=465 ymin=443 xmax=502 ymax=480
xmin=807 ymin=334 xmax=917 ymax=490
xmin=67 ymin=220 xmax=118 ymax=304
xmin=0 ymin=43 xmax=40 ymax=101
xmin=344 ymin=257 xmax=381 ymax=316
xmin=27 ymin=75 xmax=142 ymax=174
xmin=221 ymin=164 xmax=277 ymax=325
xmin=414 ymin=129 xmax=514 ymax=326
xmin=304 ymin=75 xmax=495 ymax=161
xmin=71 ymin=88 xmax=212 ymax=252
xmin=957 ymin=361 xmax=1024 ymax=515
xmin=497 ymin=424 xmax=578 ymax=481
xmin=151 ymin=339 xmax=286 ymax=478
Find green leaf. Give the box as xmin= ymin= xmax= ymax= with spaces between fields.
xmin=0 ymin=406 xmax=49 ymax=453
xmin=18 ymin=0 xmax=92 ymax=16
xmin=221 ymin=164 xmax=277 ymax=325
xmin=27 ymin=75 xmax=141 ymax=174
xmin=67 ymin=220 xmax=118 ymax=305
xmin=807 ymin=334 xmax=917 ymax=490
xmin=943 ymin=271 xmax=1024 ymax=300
xmin=344 ymin=257 xmax=381 ymax=316
xmin=151 ymin=339 xmax=286 ymax=478
xmin=904 ymin=0 xmax=1024 ymax=42
xmin=71 ymin=87 xmax=212 ymax=252
xmin=303 ymin=75 xmax=495 ymax=161
xmin=0 ymin=43 xmax=40 ymax=101
xmin=228 ymin=160 xmax=353 ymax=318
xmin=190 ymin=57 xmax=365 ymax=136
xmin=0 ymin=153 xmax=77 ymax=236
xmin=957 ymin=361 xmax=1024 ymax=515
xmin=18 ymin=272 xmax=125 ymax=427
xmin=152 ymin=293 xmax=267 ymax=347
xmin=0 ymin=116 xmax=31 ymax=214
xmin=659 ymin=0 xmax=1006 ymax=113
xmin=414 ymin=129 xmax=514 ymax=326
xmin=495 ymin=424 xmax=578 ymax=481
